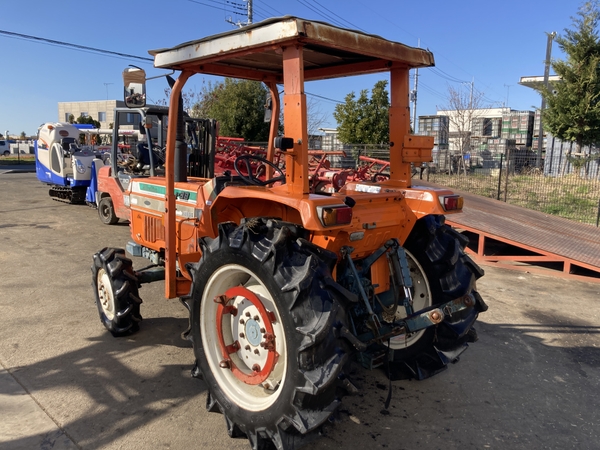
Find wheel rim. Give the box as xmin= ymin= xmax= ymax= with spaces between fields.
xmin=201 ymin=264 xmax=286 ymax=411
xmin=97 ymin=268 xmax=116 ymax=320
xmin=388 ymin=249 xmax=432 ymax=350
xmin=100 ymin=201 xmax=110 ymax=220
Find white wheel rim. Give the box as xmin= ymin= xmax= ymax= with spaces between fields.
xmin=200 ymin=264 xmax=287 ymax=412
xmin=97 ymin=268 xmax=116 ymax=320
xmin=388 ymin=249 xmax=432 ymax=350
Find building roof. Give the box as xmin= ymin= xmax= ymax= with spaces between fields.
xmin=519 ymin=75 xmax=562 ymax=91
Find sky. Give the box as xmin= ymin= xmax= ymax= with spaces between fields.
xmin=0 ymin=0 xmax=580 ymax=138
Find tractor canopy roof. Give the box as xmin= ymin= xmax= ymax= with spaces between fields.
xmin=149 ymin=16 xmax=434 ymax=82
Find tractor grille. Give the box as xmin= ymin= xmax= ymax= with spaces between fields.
xmin=144 ymin=215 xmax=165 ymax=243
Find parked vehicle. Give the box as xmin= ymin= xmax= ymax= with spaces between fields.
xmin=0 ymin=139 xmax=10 ymax=156
xmin=90 ymin=105 xmax=217 ymax=224
xmin=34 ymin=122 xmax=97 ymax=203
xmin=92 ymin=17 xmax=487 ymax=450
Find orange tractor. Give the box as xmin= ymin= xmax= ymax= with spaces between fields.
xmin=92 ymin=17 xmax=487 ymax=450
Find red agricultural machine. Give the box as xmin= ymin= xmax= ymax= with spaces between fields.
xmin=92 ymin=17 xmax=486 ymax=450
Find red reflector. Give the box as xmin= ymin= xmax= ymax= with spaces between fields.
xmin=321 ymin=206 xmax=353 ymax=226
xmin=443 ymin=195 xmax=463 ymax=211
xmin=336 ymin=207 xmax=353 ymax=224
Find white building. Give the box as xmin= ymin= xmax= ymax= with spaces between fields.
xmin=58 ymin=100 xmax=127 ymax=129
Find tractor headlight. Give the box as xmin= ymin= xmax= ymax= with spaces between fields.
xmin=75 ymin=159 xmax=86 ymax=174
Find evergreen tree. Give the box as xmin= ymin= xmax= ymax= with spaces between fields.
xmin=192 ymin=78 xmax=271 ymax=142
xmin=542 ymin=1 xmax=600 ymax=157
xmin=333 ymin=80 xmax=390 ymax=144
xmin=76 ymin=115 xmax=101 ymax=129
xmin=75 ymin=115 xmax=101 ymax=144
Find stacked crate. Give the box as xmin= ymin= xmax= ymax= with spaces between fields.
xmin=418 ymin=115 xmax=449 ymax=145
xmin=490 ymin=118 xmax=502 ymax=138
xmin=418 ymin=115 xmax=450 ymax=171
xmin=501 ymin=110 xmax=534 ymax=146
xmin=471 ymin=117 xmax=497 ymax=137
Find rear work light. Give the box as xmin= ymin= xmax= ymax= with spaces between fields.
xmin=318 ymin=205 xmax=353 ymax=226
xmin=440 ymin=195 xmax=464 ymax=211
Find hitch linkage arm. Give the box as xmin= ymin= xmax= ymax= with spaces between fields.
xmin=364 ymin=293 xmax=477 ymax=346
xmin=341 ymin=246 xmax=382 ymax=337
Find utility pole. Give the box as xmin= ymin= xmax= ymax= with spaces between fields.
xmin=536 ymin=31 xmax=556 ymax=169
xmin=103 ymin=83 xmax=113 ymax=100
xmin=503 ymin=84 xmax=512 ymax=108
xmin=468 ymin=78 xmax=474 ymax=110
xmin=226 ymin=0 xmax=253 ymax=27
xmin=411 ymin=69 xmax=418 ymax=133
xmin=411 ymin=39 xmax=420 ymax=133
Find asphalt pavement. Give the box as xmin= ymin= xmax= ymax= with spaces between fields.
xmin=1 ymin=171 xmax=599 ymax=450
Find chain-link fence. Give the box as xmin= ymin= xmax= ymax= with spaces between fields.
xmin=424 ymin=145 xmax=600 ymax=226
xmin=314 ymin=141 xmax=600 ymax=227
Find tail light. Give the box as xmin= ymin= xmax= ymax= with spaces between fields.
xmin=440 ymin=195 xmax=463 ymax=211
xmin=318 ymin=205 xmax=353 ymax=226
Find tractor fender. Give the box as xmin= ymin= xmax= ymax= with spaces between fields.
xmin=402 ymin=185 xmax=463 ymax=219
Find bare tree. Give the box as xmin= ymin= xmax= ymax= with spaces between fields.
xmin=438 ymin=84 xmax=489 ymax=175
xmin=306 ymin=96 xmax=328 ymax=137
xmin=157 ymin=86 xmax=203 ymax=116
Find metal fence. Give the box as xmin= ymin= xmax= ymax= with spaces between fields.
xmin=424 ymin=146 xmax=600 ymax=227
xmin=318 ymin=142 xmax=600 ymax=227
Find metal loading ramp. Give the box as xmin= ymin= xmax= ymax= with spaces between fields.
xmin=417 ymin=183 xmax=600 ymax=283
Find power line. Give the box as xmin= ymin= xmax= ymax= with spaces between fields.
xmin=429 ymin=67 xmax=469 ymax=84
xmin=306 ymin=92 xmax=344 ymax=104
xmin=255 ymin=0 xmax=283 ymax=17
xmin=303 ymin=0 xmax=364 ymax=31
xmin=295 ymin=0 xmax=346 ymax=28
xmin=186 ymin=0 xmax=227 ymax=11
xmin=347 ymin=0 xmax=509 ymax=106
xmin=224 ymin=0 xmax=248 ymax=12
xmin=251 ymin=3 xmax=276 ymax=19
xmin=418 ymin=82 xmax=446 ymax=101
xmin=0 ymin=29 xmax=153 ymax=62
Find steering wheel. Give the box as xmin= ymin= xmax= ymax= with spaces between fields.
xmin=233 ymin=154 xmax=286 ymax=186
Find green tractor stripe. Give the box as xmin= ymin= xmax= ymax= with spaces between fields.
xmin=137 ymin=182 xmax=197 ymax=202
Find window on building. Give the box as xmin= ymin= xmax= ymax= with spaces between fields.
xmin=65 ymin=113 xmax=71 ymax=122
xmin=81 ymin=112 xmax=89 ymax=118
xmin=98 ymin=112 xmax=106 ymax=122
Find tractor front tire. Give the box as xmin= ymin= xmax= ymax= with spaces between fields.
xmin=92 ymin=248 xmax=142 ymax=336
xmin=187 ymin=219 xmax=349 ymax=450
xmin=98 ymin=196 xmax=119 ymax=225
xmin=389 ymin=215 xmax=486 ymax=379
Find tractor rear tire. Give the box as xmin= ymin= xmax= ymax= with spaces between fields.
xmin=92 ymin=248 xmax=142 ymax=336
xmin=187 ymin=219 xmax=349 ymax=450
xmin=388 ymin=215 xmax=486 ymax=379
xmin=98 ymin=197 xmax=119 ymax=225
